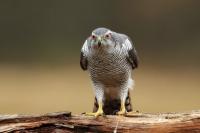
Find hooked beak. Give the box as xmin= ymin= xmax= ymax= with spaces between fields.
xmin=97 ymin=37 xmax=102 ymax=47
xmin=98 ymin=41 xmax=101 ymax=47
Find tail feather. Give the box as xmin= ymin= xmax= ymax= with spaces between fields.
xmin=93 ymin=91 xmax=132 ymax=115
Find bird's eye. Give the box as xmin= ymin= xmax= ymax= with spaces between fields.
xmin=91 ymin=35 xmax=96 ymax=39
xmin=105 ymin=34 xmax=111 ymax=38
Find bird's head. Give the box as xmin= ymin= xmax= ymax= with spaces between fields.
xmin=88 ymin=27 xmax=115 ymax=50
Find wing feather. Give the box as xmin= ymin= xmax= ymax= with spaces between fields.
xmin=80 ymin=40 xmax=88 ymax=70
xmin=123 ymin=38 xmax=139 ymax=69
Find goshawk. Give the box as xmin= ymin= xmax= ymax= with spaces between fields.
xmin=80 ymin=27 xmax=139 ymax=117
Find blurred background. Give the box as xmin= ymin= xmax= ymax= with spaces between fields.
xmin=0 ymin=0 xmax=199 ymax=114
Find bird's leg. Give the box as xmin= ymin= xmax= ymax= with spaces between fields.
xmin=117 ymin=88 xmax=128 ymax=115
xmin=85 ymin=86 xmax=104 ymax=117
xmin=117 ymin=100 xmax=126 ymax=115
xmin=85 ymin=100 xmax=104 ymax=117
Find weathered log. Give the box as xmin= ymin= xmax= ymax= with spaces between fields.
xmin=0 ymin=110 xmax=200 ymax=133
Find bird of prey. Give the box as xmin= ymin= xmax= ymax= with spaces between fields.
xmin=80 ymin=27 xmax=139 ymax=117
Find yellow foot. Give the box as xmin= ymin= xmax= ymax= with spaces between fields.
xmin=125 ymin=110 xmax=142 ymax=117
xmin=85 ymin=101 xmax=104 ymax=117
xmin=117 ymin=100 xmax=126 ymax=115
xmin=116 ymin=109 xmax=126 ymax=115
xmin=85 ymin=110 xmax=103 ymax=117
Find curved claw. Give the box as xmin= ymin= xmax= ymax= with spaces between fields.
xmin=116 ymin=110 xmax=126 ymax=115
xmin=117 ymin=100 xmax=126 ymax=116
xmin=85 ymin=101 xmax=104 ymax=117
xmin=85 ymin=110 xmax=103 ymax=117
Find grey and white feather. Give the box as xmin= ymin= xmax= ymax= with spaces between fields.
xmin=80 ymin=27 xmax=139 ymax=115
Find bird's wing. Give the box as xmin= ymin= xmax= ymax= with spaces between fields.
xmin=122 ymin=38 xmax=139 ymax=69
xmin=80 ymin=40 xmax=89 ymax=70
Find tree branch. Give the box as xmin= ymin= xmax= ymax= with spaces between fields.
xmin=0 ymin=110 xmax=200 ymax=133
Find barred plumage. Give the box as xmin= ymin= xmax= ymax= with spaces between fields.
xmin=80 ymin=27 xmax=138 ymax=116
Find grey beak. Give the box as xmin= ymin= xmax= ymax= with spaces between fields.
xmin=98 ymin=41 xmax=101 ymax=47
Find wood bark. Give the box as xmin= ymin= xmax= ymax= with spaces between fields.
xmin=0 ymin=110 xmax=200 ymax=133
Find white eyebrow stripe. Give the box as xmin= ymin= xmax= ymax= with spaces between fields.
xmin=105 ymin=30 xmax=112 ymax=35
xmin=92 ymin=32 xmax=97 ymax=36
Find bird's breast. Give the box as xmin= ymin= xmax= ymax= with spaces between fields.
xmin=88 ymin=51 xmax=131 ymax=86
